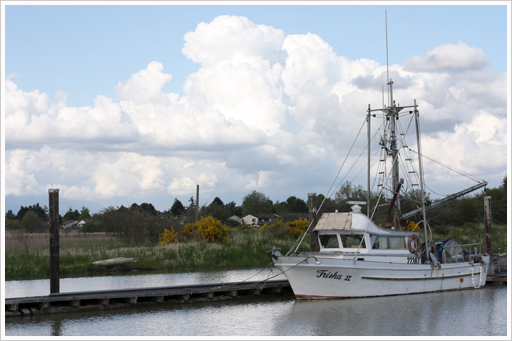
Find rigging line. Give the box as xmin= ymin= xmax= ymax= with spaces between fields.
xmin=349 ymin=148 xmax=382 ymax=186
xmin=423 ymin=182 xmax=453 ymax=197
xmin=407 ymin=148 xmax=485 ymax=183
xmin=289 ymin=117 xmax=376 ymax=255
xmin=322 ymin=118 xmax=367 ymax=201
xmin=333 ymin=122 xmax=385 ymax=197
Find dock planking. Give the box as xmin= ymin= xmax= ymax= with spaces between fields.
xmin=5 ymin=280 xmax=293 ymax=317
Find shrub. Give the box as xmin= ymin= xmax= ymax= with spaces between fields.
xmin=261 ymin=218 xmax=309 ymax=238
xmin=158 ymin=227 xmax=179 ymax=245
xmin=287 ymin=218 xmax=309 ymax=238
xmin=182 ymin=216 xmax=230 ymax=243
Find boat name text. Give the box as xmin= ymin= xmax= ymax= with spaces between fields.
xmin=316 ymin=270 xmax=352 ymax=281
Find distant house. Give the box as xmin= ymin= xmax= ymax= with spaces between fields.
xmin=77 ymin=220 xmax=87 ymax=228
xmin=241 ymin=213 xmax=280 ymax=226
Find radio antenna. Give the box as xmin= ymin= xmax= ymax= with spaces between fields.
xmin=385 ymin=10 xmax=390 ymax=106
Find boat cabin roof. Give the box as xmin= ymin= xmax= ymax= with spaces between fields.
xmin=313 ymin=207 xmax=414 ymax=236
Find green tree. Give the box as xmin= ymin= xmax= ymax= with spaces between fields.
xmin=241 ymin=191 xmax=274 ymax=216
xmin=5 ymin=210 xmax=17 ymax=220
xmin=22 ymin=211 xmax=45 ymax=233
xmin=16 ymin=203 xmax=48 ymax=221
xmin=206 ymin=197 xmax=229 ymax=222
xmin=170 ymin=198 xmax=185 ymax=216
xmin=78 ymin=206 xmax=91 ymax=220
xmin=63 ymin=207 xmax=80 ymax=221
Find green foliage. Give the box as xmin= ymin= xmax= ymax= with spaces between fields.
xmin=21 ymin=211 xmax=46 ymax=233
xmin=78 ymin=206 xmax=91 ymax=220
xmin=64 ymin=207 xmax=80 ymax=221
xmin=274 ymin=196 xmax=308 ymax=213
xmin=16 ymin=203 xmax=48 ymax=221
xmin=5 ymin=219 xmax=22 ymax=230
xmin=5 ymin=210 xmax=17 ymax=220
xmin=82 ymin=206 xmax=166 ymax=245
xmin=170 ymin=198 xmax=185 ymax=216
xmin=241 ymin=190 xmax=274 ymax=216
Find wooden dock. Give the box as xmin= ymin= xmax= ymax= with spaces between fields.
xmin=5 ymin=280 xmax=293 ymax=317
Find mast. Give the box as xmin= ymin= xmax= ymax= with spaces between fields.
xmin=388 ymin=80 xmax=401 ymax=229
xmin=367 ymin=104 xmax=371 ymax=216
xmin=414 ymin=99 xmax=429 ymax=261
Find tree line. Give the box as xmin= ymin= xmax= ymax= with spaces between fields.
xmin=4 ymin=177 xmax=507 ymax=242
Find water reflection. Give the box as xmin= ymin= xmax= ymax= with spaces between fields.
xmin=276 ymin=288 xmax=508 ymax=336
xmin=50 ymin=319 xmax=63 ymax=337
xmin=4 ymin=270 xmax=507 ymax=337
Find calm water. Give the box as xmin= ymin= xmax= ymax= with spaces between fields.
xmin=3 ymin=269 xmax=509 ymax=337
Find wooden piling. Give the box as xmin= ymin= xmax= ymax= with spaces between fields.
xmin=195 ymin=184 xmax=199 ymax=222
xmin=308 ymin=193 xmax=319 ymax=252
xmin=48 ymin=189 xmax=60 ymax=294
xmin=484 ymin=196 xmax=492 ymax=254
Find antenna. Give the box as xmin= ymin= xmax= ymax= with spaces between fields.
xmin=385 ymin=10 xmax=390 ymax=106
xmin=382 ymin=74 xmax=385 ymax=108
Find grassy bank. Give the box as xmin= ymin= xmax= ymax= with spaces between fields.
xmin=4 ymin=230 xmax=309 ymax=280
xmin=4 ymin=224 xmax=507 ymax=281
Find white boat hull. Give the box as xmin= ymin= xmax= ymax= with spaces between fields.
xmin=274 ymin=255 xmax=490 ymax=299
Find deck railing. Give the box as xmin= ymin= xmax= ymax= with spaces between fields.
xmin=442 ymin=242 xmax=482 ymax=263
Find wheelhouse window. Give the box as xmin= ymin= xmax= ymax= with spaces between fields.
xmin=372 ymin=236 xmax=388 ymax=249
xmin=340 ymin=234 xmax=366 ymax=249
xmin=372 ymin=236 xmax=406 ymax=249
xmin=319 ymin=234 xmax=339 ymax=248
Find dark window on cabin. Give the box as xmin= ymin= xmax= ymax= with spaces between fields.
xmin=319 ymin=234 xmax=339 ymax=248
xmin=341 ymin=234 xmax=366 ymax=249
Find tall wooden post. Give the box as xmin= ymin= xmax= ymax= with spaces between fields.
xmin=308 ymin=193 xmax=319 ymax=252
xmin=484 ymin=196 xmax=492 ymax=254
xmin=49 ymin=189 xmax=60 ymax=294
xmin=195 ymin=185 xmax=199 ymax=222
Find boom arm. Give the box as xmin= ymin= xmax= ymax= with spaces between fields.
xmin=400 ymin=181 xmax=488 ymax=220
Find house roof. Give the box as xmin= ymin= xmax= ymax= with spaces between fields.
xmin=252 ymin=213 xmax=279 ymax=219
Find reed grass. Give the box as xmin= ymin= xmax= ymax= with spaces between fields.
xmin=4 ymin=230 xmax=308 ymax=280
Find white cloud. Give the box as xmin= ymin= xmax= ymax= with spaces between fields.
xmin=404 ymin=41 xmax=489 ymax=73
xmin=4 ymin=15 xmax=507 ymax=207
xmin=115 ymin=61 xmax=173 ymax=103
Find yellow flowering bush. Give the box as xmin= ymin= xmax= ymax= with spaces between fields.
xmin=404 ymin=219 xmax=420 ymax=232
xmin=182 ymin=216 xmax=230 ymax=243
xmin=287 ymin=218 xmax=309 ymax=238
xmin=158 ymin=227 xmax=179 ymax=245
xmin=261 ymin=218 xmax=309 ymax=238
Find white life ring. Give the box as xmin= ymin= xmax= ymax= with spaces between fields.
xmin=408 ymin=234 xmax=420 ymax=254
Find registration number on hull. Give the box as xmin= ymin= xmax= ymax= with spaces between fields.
xmin=407 ymin=257 xmax=420 ymax=264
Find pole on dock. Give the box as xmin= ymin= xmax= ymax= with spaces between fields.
xmin=49 ymin=188 xmax=60 ymax=294
xmin=195 ymin=184 xmax=199 ymax=222
xmin=484 ymin=196 xmax=492 ymax=254
xmin=308 ymin=193 xmax=319 ymax=252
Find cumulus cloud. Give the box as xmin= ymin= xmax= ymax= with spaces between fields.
xmin=404 ymin=41 xmax=489 ymax=73
xmin=4 ymin=15 xmax=507 ymax=206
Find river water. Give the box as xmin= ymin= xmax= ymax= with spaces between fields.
xmin=3 ymin=269 xmax=509 ymax=337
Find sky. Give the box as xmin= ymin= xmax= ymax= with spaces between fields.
xmin=1 ymin=2 xmax=510 ymax=216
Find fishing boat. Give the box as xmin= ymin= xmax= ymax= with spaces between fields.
xmin=271 ymin=17 xmax=490 ymax=298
